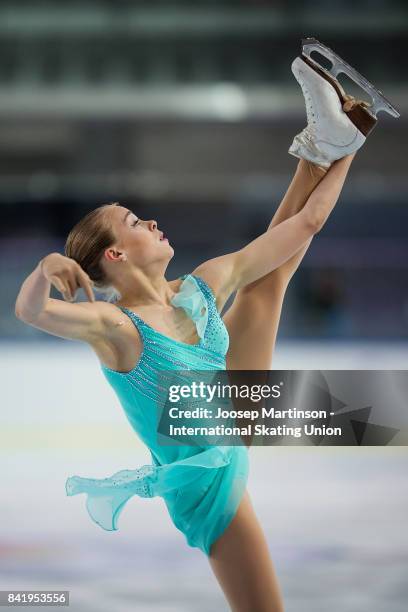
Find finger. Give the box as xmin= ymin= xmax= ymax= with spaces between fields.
xmin=57 ymin=283 xmax=73 ymax=301
xmin=66 ymin=277 xmax=77 ymax=301
xmin=63 ymin=291 xmax=74 ymax=302
xmin=343 ymin=100 xmax=355 ymax=112
xmin=63 ymin=285 xmax=74 ymax=301
xmin=58 ymin=278 xmax=74 ymax=301
xmin=50 ymin=276 xmax=68 ymax=296
xmin=342 ymin=94 xmax=356 ymax=110
xmin=76 ymin=271 xmax=95 ymax=303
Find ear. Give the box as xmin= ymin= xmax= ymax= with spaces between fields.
xmin=104 ymin=248 xmax=127 ymax=262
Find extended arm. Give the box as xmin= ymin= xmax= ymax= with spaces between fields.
xmin=15 ymin=253 xmax=101 ymax=341
xmin=193 ymin=154 xmax=354 ymax=309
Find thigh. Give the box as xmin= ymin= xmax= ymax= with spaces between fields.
xmin=208 ymin=490 xmax=284 ymax=612
xmin=224 ymin=289 xmax=286 ymax=370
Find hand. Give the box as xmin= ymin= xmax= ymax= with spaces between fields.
xmin=39 ymin=253 xmax=95 ymax=303
xmin=342 ymin=94 xmax=372 ymax=113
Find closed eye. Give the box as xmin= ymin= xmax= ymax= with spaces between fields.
xmin=132 ymin=218 xmax=140 ymax=227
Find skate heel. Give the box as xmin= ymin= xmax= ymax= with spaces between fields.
xmin=343 ymin=102 xmax=377 ymax=137
xmin=299 ymin=55 xmax=377 ymax=137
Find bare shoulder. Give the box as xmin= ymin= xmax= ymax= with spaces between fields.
xmin=85 ymin=299 xmax=144 ymax=373
xmin=89 ymin=280 xmax=181 ymax=372
xmin=73 ymin=298 xmax=126 ymax=332
xmin=85 ymin=298 xmax=124 ymax=321
xmin=88 ymin=299 xmax=140 ymax=340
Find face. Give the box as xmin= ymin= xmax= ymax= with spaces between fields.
xmin=105 ymin=205 xmax=174 ymax=268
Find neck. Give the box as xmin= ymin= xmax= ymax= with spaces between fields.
xmin=115 ymin=268 xmax=175 ymax=308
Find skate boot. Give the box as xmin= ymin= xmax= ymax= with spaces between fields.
xmin=289 ymin=37 xmax=400 ymax=168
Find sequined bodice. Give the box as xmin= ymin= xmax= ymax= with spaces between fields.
xmin=100 ymin=274 xmax=230 ymax=465
xmin=102 ymin=274 xmax=229 ymax=373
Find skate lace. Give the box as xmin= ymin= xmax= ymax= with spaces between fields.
xmin=295 ymin=125 xmax=330 ymax=165
xmin=299 ymin=82 xmax=317 ymax=128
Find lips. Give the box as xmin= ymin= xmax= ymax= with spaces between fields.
xmin=159 ymin=232 xmax=168 ymax=241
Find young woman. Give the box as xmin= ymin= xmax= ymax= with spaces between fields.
xmin=15 ymin=44 xmax=395 ymax=612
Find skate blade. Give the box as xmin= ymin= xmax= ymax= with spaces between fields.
xmin=301 ymin=37 xmax=400 ymax=119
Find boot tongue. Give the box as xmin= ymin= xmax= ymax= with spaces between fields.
xmin=289 ymin=127 xmax=332 ymax=169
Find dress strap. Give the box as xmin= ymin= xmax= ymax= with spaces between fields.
xmin=188 ymin=274 xmax=217 ymax=307
xmin=112 ymin=305 xmax=149 ymax=340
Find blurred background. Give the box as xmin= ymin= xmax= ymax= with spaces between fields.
xmin=1 ymin=1 xmax=407 ymax=611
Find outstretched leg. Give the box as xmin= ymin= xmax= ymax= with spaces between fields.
xmin=223 ymin=157 xmax=331 ymax=370
xmin=224 ymin=154 xmax=356 ymax=370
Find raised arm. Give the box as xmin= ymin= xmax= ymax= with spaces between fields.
xmin=193 ymin=154 xmax=354 ymax=310
xmin=14 ymin=253 xmax=101 ymax=341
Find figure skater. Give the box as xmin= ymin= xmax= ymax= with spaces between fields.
xmin=15 ymin=39 xmax=399 ymax=612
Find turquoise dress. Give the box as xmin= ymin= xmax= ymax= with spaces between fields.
xmin=66 ymin=274 xmax=249 ymax=556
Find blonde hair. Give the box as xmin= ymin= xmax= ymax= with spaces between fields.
xmin=64 ymin=202 xmax=121 ymax=301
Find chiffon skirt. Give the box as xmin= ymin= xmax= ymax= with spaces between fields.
xmin=66 ymin=444 xmax=249 ymax=556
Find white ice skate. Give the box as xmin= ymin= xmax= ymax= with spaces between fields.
xmin=289 ymin=37 xmax=400 ymax=168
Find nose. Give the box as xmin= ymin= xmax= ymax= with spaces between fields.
xmin=149 ymin=220 xmax=158 ymax=231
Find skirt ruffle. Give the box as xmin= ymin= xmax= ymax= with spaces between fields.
xmin=65 ymin=446 xmax=236 ymax=534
